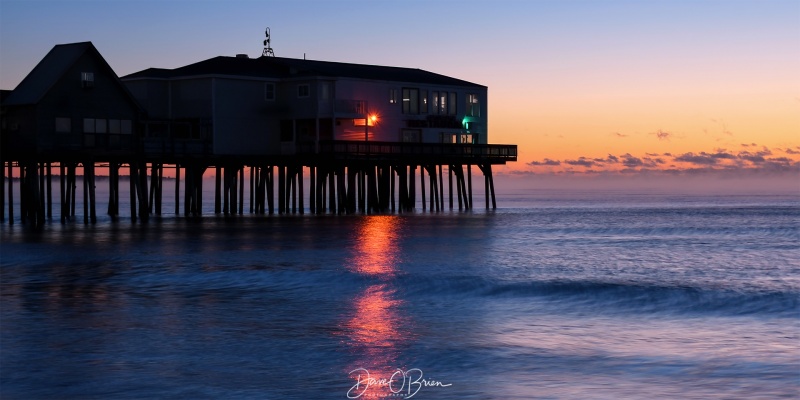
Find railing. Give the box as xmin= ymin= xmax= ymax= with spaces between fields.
xmin=299 ymin=140 xmax=517 ymax=162
xmin=334 ymin=100 xmax=367 ymax=115
xmin=142 ymin=138 xmax=211 ymax=156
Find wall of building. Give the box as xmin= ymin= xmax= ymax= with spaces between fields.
xmin=332 ymin=78 xmax=488 ymax=144
xmin=212 ymin=77 xmax=280 ymax=155
xmin=124 ymin=79 xmax=169 ymax=119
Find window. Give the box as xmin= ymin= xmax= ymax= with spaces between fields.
xmin=83 ymin=118 xmax=116 ymax=134
xmin=438 ymin=92 xmax=447 ymax=114
xmin=265 ymin=83 xmax=276 ymax=101
xmin=95 ymin=119 xmax=107 ymax=134
xmin=121 ymin=120 xmax=132 ymax=135
xmin=109 ymin=119 xmax=121 ymax=134
xmin=432 ymin=91 xmax=439 ymax=114
xmin=320 ymin=83 xmax=330 ymax=100
xmin=389 ymin=89 xmax=398 ymax=104
xmin=402 ymin=88 xmax=419 ymax=114
xmin=421 ymin=90 xmax=428 ymax=114
xmin=83 ymin=118 xmax=95 ymax=133
xmin=401 ymin=129 xmax=421 ymax=143
xmin=441 ymin=133 xmax=472 ymax=144
xmin=55 ymin=117 xmax=71 ymax=133
xmin=467 ymin=94 xmax=480 ymax=117
xmin=298 ymin=84 xmax=310 ymax=98
xmin=81 ymin=72 xmax=94 ymax=88
xmin=448 ymin=92 xmax=457 ymax=115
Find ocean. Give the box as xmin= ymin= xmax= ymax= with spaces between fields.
xmin=1 ymin=180 xmax=798 ymax=399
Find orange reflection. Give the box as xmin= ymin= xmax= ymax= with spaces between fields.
xmin=350 ymin=216 xmax=400 ymax=276
xmin=343 ymin=216 xmax=414 ymax=398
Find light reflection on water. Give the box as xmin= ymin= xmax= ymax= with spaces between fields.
xmin=342 ymin=216 xmax=416 ymax=398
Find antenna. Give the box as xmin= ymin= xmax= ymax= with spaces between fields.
xmin=262 ymin=27 xmax=275 ymax=57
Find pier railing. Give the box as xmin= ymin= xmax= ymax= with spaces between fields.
xmin=299 ymin=140 xmax=517 ymax=163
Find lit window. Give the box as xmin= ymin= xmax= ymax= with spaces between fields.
xmin=55 ymin=117 xmax=71 ymax=133
xmin=402 ymin=88 xmax=419 ymax=114
xmin=265 ymin=83 xmax=276 ymax=101
xmin=438 ymin=92 xmax=447 ymax=114
xmin=421 ymin=90 xmax=428 ymax=114
xmin=467 ymin=94 xmax=480 ymax=117
xmin=298 ymin=84 xmax=310 ymax=98
xmin=432 ymin=91 xmax=439 ymax=114
xmin=389 ymin=89 xmax=398 ymax=104
xmin=81 ymin=72 xmax=94 ymax=88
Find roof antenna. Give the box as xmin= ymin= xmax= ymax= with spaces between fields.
xmin=262 ymin=27 xmax=275 ymax=57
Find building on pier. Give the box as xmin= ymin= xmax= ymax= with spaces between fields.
xmin=1 ymin=41 xmax=516 ymax=225
xmin=2 ymin=42 xmax=141 ymax=162
xmin=121 ymin=53 xmax=488 ymax=157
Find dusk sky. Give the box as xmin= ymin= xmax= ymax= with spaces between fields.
xmin=2 ymin=0 xmax=798 ymax=182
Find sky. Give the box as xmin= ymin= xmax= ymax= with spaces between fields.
xmin=1 ymin=0 xmax=798 ymax=189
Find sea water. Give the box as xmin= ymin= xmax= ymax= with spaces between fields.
xmin=1 ymin=184 xmax=798 ymax=399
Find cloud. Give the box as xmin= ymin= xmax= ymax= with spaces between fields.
xmin=527 ymin=158 xmax=561 ymax=166
xmin=611 ymin=132 xmax=628 ymax=138
xmin=564 ymin=157 xmax=597 ymax=167
xmin=736 ymin=147 xmax=772 ymax=164
xmin=651 ymin=129 xmax=671 ymax=141
xmin=521 ymin=145 xmax=800 ymax=178
xmin=621 ymin=154 xmax=644 ymax=168
xmin=674 ymin=152 xmax=725 ymax=165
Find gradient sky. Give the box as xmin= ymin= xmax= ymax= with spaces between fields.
xmin=1 ymin=0 xmax=798 ymax=181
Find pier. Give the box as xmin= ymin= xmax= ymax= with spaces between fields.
xmin=1 ymin=141 xmax=516 ymax=226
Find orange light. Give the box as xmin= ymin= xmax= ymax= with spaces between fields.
xmin=368 ymin=114 xmax=378 ymax=126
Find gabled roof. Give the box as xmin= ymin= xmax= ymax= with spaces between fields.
xmin=123 ymin=55 xmax=485 ymax=88
xmin=3 ymin=42 xmax=122 ymax=105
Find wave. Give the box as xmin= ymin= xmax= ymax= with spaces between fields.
xmin=396 ymin=274 xmax=799 ymax=318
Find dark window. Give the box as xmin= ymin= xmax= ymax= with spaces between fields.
xmin=448 ymin=92 xmax=457 ymax=115
xmin=298 ymin=84 xmax=310 ymax=98
xmin=402 ymin=88 xmax=419 ymax=114
xmin=265 ymin=83 xmax=276 ymax=100
xmin=81 ymin=72 xmax=94 ymax=88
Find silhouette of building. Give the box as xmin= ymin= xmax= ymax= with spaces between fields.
xmin=2 ymin=42 xmax=141 ymax=162
xmin=121 ymin=54 xmax=489 ymax=157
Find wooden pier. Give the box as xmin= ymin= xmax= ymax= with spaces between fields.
xmin=1 ymin=141 xmax=516 ymax=227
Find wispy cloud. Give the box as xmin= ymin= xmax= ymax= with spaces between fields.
xmin=611 ymin=132 xmax=628 ymax=138
xmin=651 ymin=129 xmax=671 ymax=141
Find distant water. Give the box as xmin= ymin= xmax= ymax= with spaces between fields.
xmin=1 ymin=185 xmax=798 ymax=399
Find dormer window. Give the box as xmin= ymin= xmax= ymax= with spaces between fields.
xmin=81 ymin=72 xmax=94 ymax=88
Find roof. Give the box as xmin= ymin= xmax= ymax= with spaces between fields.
xmin=4 ymin=42 xmax=95 ymax=105
xmin=122 ymin=55 xmax=485 ymax=88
